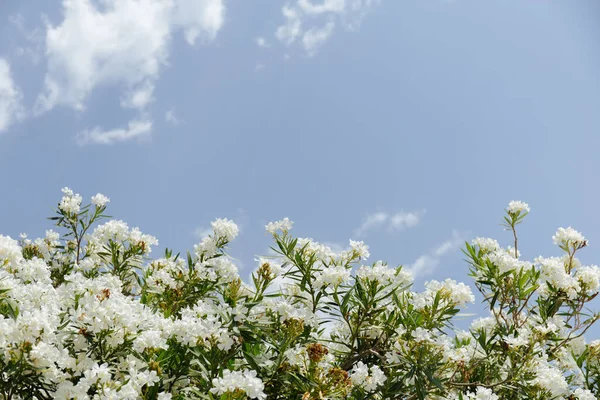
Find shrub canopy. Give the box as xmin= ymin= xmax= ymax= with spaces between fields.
xmin=1 ymin=189 xmax=599 ymax=400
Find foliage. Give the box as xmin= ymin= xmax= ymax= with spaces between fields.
xmin=0 ymin=190 xmax=599 ymax=400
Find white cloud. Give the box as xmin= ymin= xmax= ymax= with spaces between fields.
xmin=434 ymin=233 xmax=463 ymax=257
xmin=256 ymin=37 xmax=270 ymax=48
xmin=409 ymin=254 xmax=439 ymax=277
xmin=194 ymin=226 xmax=213 ymax=239
xmin=298 ymin=0 xmax=345 ymax=14
xmin=172 ymin=0 xmax=225 ymax=45
xmin=120 ymin=81 xmax=155 ymax=110
xmin=354 ymin=211 xmax=388 ymax=237
xmin=165 ymin=108 xmax=183 ymax=125
xmin=35 ymin=0 xmax=174 ymax=114
xmin=390 ymin=211 xmax=423 ymax=230
xmin=342 ymin=0 xmax=381 ymax=30
xmin=76 ymin=118 xmax=152 ymax=145
xmin=0 ymin=59 xmax=24 ymax=133
xmin=34 ymin=0 xmax=224 ymax=143
xmin=275 ymin=6 xmax=303 ymax=46
xmin=274 ymin=0 xmax=380 ymax=55
xmin=302 ymin=21 xmax=335 ymax=56
xmin=407 ymin=231 xmax=464 ymax=278
xmin=354 ymin=209 xmax=424 ymax=237
xmin=9 ymin=14 xmax=45 ymax=65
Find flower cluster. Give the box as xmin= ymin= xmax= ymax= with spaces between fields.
xmin=0 ymin=191 xmax=599 ymax=399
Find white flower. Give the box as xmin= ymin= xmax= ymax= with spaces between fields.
xmin=210 ymin=257 xmax=239 ymax=283
xmin=431 ymin=279 xmax=475 ymax=306
xmin=532 ymin=360 xmax=569 ymax=396
xmin=91 ymin=193 xmax=110 ymax=208
xmin=465 ymin=387 xmax=499 ymax=400
xmin=411 ymin=327 xmax=434 ymax=343
xmin=195 ymin=236 xmax=218 ymax=258
xmin=357 ymin=261 xmax=412 ymax=287
xmin=265 ymin=218 xmax=293 ymax=234
xmin=470 ymin=317 xmax=496 ymax=333
xmin=576 ymin=265 xmax=600 ymax=294
xmin=195 ymin=257 xmax=239 ymax=283
xmin=471 ymin=237 xmax=500 ymax=252
xmin=284 ymin=345 xmax=307 ymax=368
xmin=412 ymin=279 xmax=474 ymax=309
xmin=264 ymin=297 xmax=316 ymax=325
xmin=255 ymin=257 xmax=283 ymax=278
xmin=296 ymin=237 xmax=337 ymax=260
xmin=573 ymin=388 xmax=596 ymax=400
xmin=133 ymin=330 xmax=169 ymax=352
xmin=350 ymin=361 xmax=369 ymax=385
xmin=211 ymin=218 xmax=239 ymax=241
xmin=537 ymin=256 xmax=580 ymax=300
xmin=349 ymin=240 xmax=370 ymax=260
xmin=88 ymin=362 xmax=112 ymax=384
xmin=553 ymin=227 xmax=587 ymax=248
xmin=89 ymin=220 xmax=158 ymax=255
xmin=486 ymin=248 xmax=531 ymax=274
xmin=365 ymin=365 xmax=386 ymax=392
xmin=59 ymin=187 xmax=83 ymax=214
xmin=350 ymin=362 xmax=386 ymax=392
xmin=0 ymin=235 xmax=23 ymax=265
xmin=505 ymin=327 xmax=532 ymax=348
xmin=15 ymin=258 xmax=51 ymax=284
xmin=507 ymin=200 xmax=530 ymax=214
xmin=3 ymin=187 xmax=600 ymax=400
xmin=314 ymin=265 xmax=351 ymax=288
xmin=210 ymin=369 xmax=266 ymax=400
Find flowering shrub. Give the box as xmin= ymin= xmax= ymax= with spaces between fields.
xmin=1 ymin=189 xmax=599 ymax=399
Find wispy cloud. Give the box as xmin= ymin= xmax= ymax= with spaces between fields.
xmin=302 ymin=21 xmax=335 ymax=56
xmin=354 ymin=212 xmax=388 ymax=236
xmin=165 ymin=108 xmax=183 ymax=125
xmin=275 ymin=6 xmax=303 ymax=46
xmin=0 ymin=59 xmax=24 ymax=134
xmin=193 ymin=226 xmax=213 ymax=239
xmin=406 ymin=231 xmax=464 ymax=278
xmin=9 ymin=14 xmax=45 ymax=65
xmin=390 ymin=211 xmax=423 ymax=230
xmin=256 ymin=37 xmax=270 ymax=48
xmin=120 ymin=81 xmax=155 ymax=110
xmin=354 ymin=210 xmax=425 ymax=237
xmin=274 ymin=0 xmax=380 ymax=56
xmin=76 ymin=119 xmax=152 ymax=145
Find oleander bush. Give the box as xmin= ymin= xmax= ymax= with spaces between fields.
xmin=1 ymin=189 xmax=599 ymax=400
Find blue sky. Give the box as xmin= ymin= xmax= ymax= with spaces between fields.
xmin=1 ymin=0 xmax=600 ymax=321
